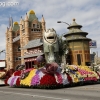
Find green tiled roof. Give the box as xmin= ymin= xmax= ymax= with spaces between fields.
xmin=21 ymin=39 xmax=43 ymax=50
xmin=28 ymin=13 xmax=38 ymax=22
xmin=13 ymin=24 xmax=20 ymax=32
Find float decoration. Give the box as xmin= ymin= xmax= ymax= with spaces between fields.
xmin=5 ymin=28 xmax=100 ymax=88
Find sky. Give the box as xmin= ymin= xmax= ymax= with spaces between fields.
xmin=0 ymin=0 xmax=100 ymax=59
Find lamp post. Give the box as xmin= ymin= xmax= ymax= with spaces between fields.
xmin=57 ymin=21 xmax=70 ymax=26
xmin=57 ymin=21 xmax=70 ymax=70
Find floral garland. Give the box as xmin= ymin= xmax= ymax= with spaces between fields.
xmin=31 ymin=74 xmax=40 ymax=86
xmin=40 ymin=74 xmax=57 ymax=86
xmin=7 ymin=76 xmax=20 ymax=86
xmin=55 ymin=72 xmax=63 ymax=84
xmin=20 ymin=69 xmax=37 ymax=86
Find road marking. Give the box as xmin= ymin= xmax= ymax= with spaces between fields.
xmin=69 ymin=87 xmax=100 ymax=91
xmin=0 ymin=91 xmax=70 ymax=100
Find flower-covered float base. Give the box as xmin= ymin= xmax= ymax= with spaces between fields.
xmin=67 ymin=65 xmax=100 ymax=84
xmin=6 ymin=63 xmax=71 ymax=89
xmin=6 ymin=63 xmax=100 ymax=89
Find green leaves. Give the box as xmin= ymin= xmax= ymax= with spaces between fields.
xmin=58 ymin=36 xmax=68 ymax=56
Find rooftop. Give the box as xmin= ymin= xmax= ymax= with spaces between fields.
xmin=21 ymin=39 xmax=43 ymax=50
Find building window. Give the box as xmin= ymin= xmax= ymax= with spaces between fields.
xmin=15 ymin=57 xmax=18 ymax=61
xmin=8 ymin=38 xmax=9 ymax=41
xmin=37 ymin=24 xmax=40 ymax=28
xmin=17 ymin=33 xmax=19 ymax=36
xmin=18 ymin=57 xmax=21 ymax=60
xmin=31 ymin=29 xmax=33 ymax=31
xmin=22 ymin=25 xmax=24 ymax=29
xmin=34 ymin=29 xmax=36 ymax=31
xmin=22 ymin=29 xmax=25 ymax=33
xmin=18 ymin=46 xmax=21 ymax=51
xmin=15 ymin=57 xmax=21 ymax=61
xmin=33 ymin=24 xmax=35 ymax=28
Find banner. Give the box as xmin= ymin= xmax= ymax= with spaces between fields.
xmin=89 ymin=40 xmax=97 ymax=48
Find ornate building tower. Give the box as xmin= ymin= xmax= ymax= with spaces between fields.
xmin=20 ymin=10 xmax=46 ymax=64
xmin=5 ymin=27 xmax=9 ymax=70
xmin=41 ymin=15 xmax=46 ymax=33
xmin=6 ymin=20 xmax=21 ymax=70
xmin=19 ymin=17 xmax=24 ymax=64
xmin=25 ymin=13 xmax=29 ymax=44
xmin=8 ymin=26 xmax=14 ymax=69
xmin=64 ymin=19 xmax=91 ymax=66
xmin=6 ymin=10 xmax=46 ymax=70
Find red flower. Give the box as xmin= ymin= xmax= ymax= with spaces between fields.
xmin=16 ymin=77 xmax=20 ymax=86
xmin=66 ymin=73 xmax=72 ymax=83
xmin=40 ymin=74 xmax=57 ymax=85
xmin=5 ymin=69 xmax=15 ymax=78
xmin=14 ymin=71 xmax=21 ymax=76
xmin=4 ymin=77 xmax=9 ymax=85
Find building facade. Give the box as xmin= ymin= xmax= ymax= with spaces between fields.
xmin=5 ymin=10 xmax=46 ymax=70
xmin=64 ymin=19 xmax=91 ymax=66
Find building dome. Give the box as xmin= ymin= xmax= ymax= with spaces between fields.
xmin=14 ymin=22 xmax=18 ymax=25
xmin=29 ymin=10 xmax=35 ymax=14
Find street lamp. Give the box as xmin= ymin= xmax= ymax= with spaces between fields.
xmin=57 ymin=21 xmax=70 ymax=26
xmin=57 ymin=21 xmax=70 ymax=69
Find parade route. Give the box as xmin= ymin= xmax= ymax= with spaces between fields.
xmin=0 ymin=84 xmax=100 ymax=100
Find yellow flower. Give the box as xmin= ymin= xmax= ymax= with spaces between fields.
xmin=20 ymin=69 xmax=37 ymax=86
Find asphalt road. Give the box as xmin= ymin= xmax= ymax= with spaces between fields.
xmin=0 ymin=84 xmax=100 ymax=100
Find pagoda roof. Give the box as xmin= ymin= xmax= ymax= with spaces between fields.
xmin=64 ymin=32 xmax=88 ymax=37
xmin=66 ymin=37 xmax=91 ymax=41
xmin=67 ymin=19 xmax=82 ymax=29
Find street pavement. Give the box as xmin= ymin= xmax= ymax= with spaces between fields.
xmin=0 ymin=84 xmax=100 ymax=100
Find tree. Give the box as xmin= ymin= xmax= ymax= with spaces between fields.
xmin=58 ymin=35 xmax=68 ymax=65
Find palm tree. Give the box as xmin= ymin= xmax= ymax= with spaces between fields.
xmin=58 ymin=36 xmax=68 ymax=63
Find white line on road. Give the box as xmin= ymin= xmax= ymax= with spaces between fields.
xmin=0 ymin=91 xmax=70 ymax=100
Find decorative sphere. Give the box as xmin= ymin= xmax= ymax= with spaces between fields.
xmin=73 ymin=18 xmax=75 ymax=21
xmin=36 ymin=56 xmax=44 ymax=63
xmin=45 ymin=62 xmax=59 ymax=74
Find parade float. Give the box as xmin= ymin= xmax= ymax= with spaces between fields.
xmin=1 ymin=12 xmax=100 ymax=88
xmin=5 ymin=27 xmax=100 ymax=88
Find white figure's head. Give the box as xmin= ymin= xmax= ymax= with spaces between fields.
xmin=43 ymin=28 xmax=57 ymax=44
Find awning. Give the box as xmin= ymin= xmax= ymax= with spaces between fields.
xmin=0 ymin=62 xmax=5 ymax=68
